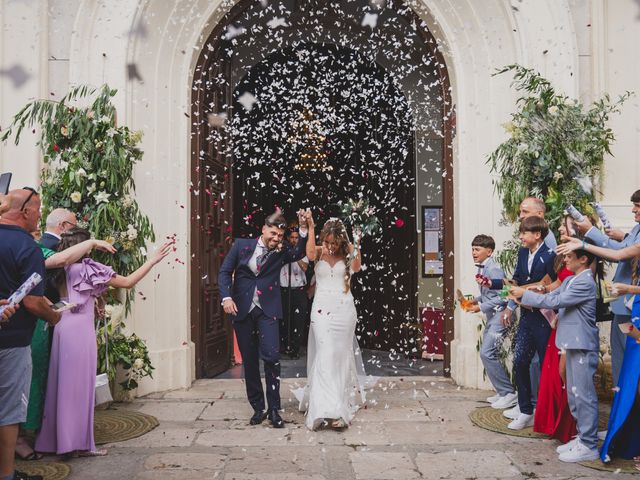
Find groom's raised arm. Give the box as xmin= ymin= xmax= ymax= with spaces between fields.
xmin=283 ymin=232 xmax=308 ymax=264
xmin=218 ymin=241 xmax=239 ymax=301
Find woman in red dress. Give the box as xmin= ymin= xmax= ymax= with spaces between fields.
xmin=532 ymin=217 xmax=577 ymax=443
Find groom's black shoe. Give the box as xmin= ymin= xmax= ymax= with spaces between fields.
xmin=250 ymin=410 xmax=267 ymax=425
xmin=268 ymin=409 xmax=285 ymax=428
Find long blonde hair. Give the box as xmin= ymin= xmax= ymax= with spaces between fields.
xmin=319 ymin=219 xmax=351 ymax=293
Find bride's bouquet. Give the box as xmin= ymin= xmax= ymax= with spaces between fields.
xmin=338 ymin=198 xmax=382 ymax=238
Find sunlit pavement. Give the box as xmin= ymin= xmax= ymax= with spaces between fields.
xmin=54 ymin=376 xmax=635 ymax=479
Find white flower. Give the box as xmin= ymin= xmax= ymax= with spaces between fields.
xmin=76 ymin=167 xmax=87 ymax=177
xmin=87 ymin=183 xmax=96 ymax=194
xmin=70 ymin=191 xmax=82 ymax=203
xmin=99 ymin=115 xmax=110 ymax=124
xmin=106 ymin=128 xmax=117 ymax=138
xmin=564 ymin=97 xmax=577 ymax=106
xmin=126 ymin=224 xmax=138 ymax=241
xmin=553 ymin=171 xmax=564 ymax=181
xmin=104 ymin=305 xmax=114 ymax=318
xmin=122 ymin=194 xmax=134 ymax=208
xmin=133 ymin=358 xmax=145 ymax=369
xmin=516 ymin=143 xmax=529 ymax=153
xmin=94 ymin=191 xmax=111 ymax=204
xmin=548 ymin=105 xmax=559 ymax=115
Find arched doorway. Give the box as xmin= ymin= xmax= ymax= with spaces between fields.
xmin=190 ymin=0 xmax=454 ymax=378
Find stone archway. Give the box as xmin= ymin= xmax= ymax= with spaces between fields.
xmin=190 ymin=0 xmax=454 ymax=377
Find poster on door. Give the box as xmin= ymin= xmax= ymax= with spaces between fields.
xmin=422 ymin=206 xmax=443 ymax=277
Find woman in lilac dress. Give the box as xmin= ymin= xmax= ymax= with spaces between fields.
xmin=35 ymin=228 xmax=171 ymax=456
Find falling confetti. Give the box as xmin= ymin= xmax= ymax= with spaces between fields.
xmin=0 ymin=64 xmax=31 ymax=88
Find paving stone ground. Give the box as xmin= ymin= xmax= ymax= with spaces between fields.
xmin=54 ymin=377 xmax=634 ymax=479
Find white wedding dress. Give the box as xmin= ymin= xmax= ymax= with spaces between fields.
xmin=293 ymin=257 xmax=377 ymax=430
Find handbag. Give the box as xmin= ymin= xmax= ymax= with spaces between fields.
xmin=95 ymin=316 xmax=113 ymax=406
xmin=595 ymin=271 xmax=614 ymax=323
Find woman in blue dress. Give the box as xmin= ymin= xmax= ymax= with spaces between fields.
xmin=600 ymin=291 xmax=640 ymax=461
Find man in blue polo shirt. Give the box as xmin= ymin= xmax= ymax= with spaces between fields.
xmin=0 ymin=189 xmax=61 ymax=480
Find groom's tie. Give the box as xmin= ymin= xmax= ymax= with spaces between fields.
xmin=256 ymin=246 xmax=272 ymax=273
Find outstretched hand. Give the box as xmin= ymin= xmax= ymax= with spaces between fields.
xmin=297 ymin=209 xmax=307 ymax=228
xmin=149 ymin=241 xmax=174 ymax=265
xmin=93 ymin=240 xmax=117 ymax=254
xmin=304 ymin=209 xmax=314 ymax=228
xmin=556 ymin=237 xmax=581 ymax=256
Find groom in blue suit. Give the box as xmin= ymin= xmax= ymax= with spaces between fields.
xmin=218 ymin=210 xmax=308 ymax=428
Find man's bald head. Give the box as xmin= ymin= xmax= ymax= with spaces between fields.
xmin=0 ymin=188 xmax=41 ymax=231
xmin=45 ymin=208 xmax=77 ymax=235
xmin=519 ymin=196 xmax=546 ymax=220
xmin=0 ymin=194 xmax=9 ymax=216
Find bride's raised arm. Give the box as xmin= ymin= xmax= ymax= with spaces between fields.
xmin=305 ymin=209 xmax=320 ymax=261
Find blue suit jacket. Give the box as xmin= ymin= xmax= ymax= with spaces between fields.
xmin=218 ymin=235 xmax=308 ymax=321
xmin=40 ymin=232 xmax=59 ymax=251
xmin=522 ymin=270 xmax=598 ymax=351
xmin=492 ymin=243 xmax=557 ymax=320
xmin=586 ymin=224 xmax=640 ymax=315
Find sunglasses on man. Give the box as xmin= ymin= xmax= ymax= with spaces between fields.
xmin=20 ymin=187 xmax=38 ymax=212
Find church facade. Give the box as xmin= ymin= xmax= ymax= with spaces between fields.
xmin=1 ymin=0 xmax=639 ymax=395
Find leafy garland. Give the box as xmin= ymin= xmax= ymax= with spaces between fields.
xmin=1 ymin=85 xmax=156 ymax=390
xmin=488 ymin=64 xmax=630 ymax=272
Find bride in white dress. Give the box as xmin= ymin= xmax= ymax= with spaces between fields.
xmin=294 ymin=210 xmax=376 ymax=430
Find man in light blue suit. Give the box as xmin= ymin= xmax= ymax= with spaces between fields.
xmin=574 ymin=189 xmax=640 ymax=386
xmin=510 ymin=243 xmax=600 ymax=462
xmin=467 ymin=235 xmax=516 ymax=409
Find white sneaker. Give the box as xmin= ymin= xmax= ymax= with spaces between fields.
xmin=556 ymin=436 xmax=579 ymax=454
xmin=491 ymin=392 xmax=518 ymax=409
xmin=507 ymin=413 xmax=534 ymax=430
xmin=558 ymin=439 xmax=600 ymax=462
xmin=503 ymin=404 xmax=520 ymax=420
xmin=597 ymin=430 xmax=607 ymax=441
xmin=486 ymin=393 xmax=501 ymax=404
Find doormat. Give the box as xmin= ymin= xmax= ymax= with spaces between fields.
xmin=94 ymin=408 xmax=159 ymax=445
xmin=468 ymin=405 xmax=610 ymax=439
xmin=14 ymin=461 xmax=71 ymax=480
xmin=579 ymin=458 xmax=639 ymax=474
xmin=468 ymin=406 xmax=546 ymax=439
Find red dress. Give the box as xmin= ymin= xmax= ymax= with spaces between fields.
xmin=533 ymin=267 xmax=577 ymax=443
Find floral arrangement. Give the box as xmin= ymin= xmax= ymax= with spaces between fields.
xmin=1 ymin=85 xmax=156 ymax=391
xmin=338 ymin=198 xmax=381 ymax=237
xmin=488 ymin=64 xmax=630 ymax=272
xmin=97 ymin=317 xmax=154 ymax=391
